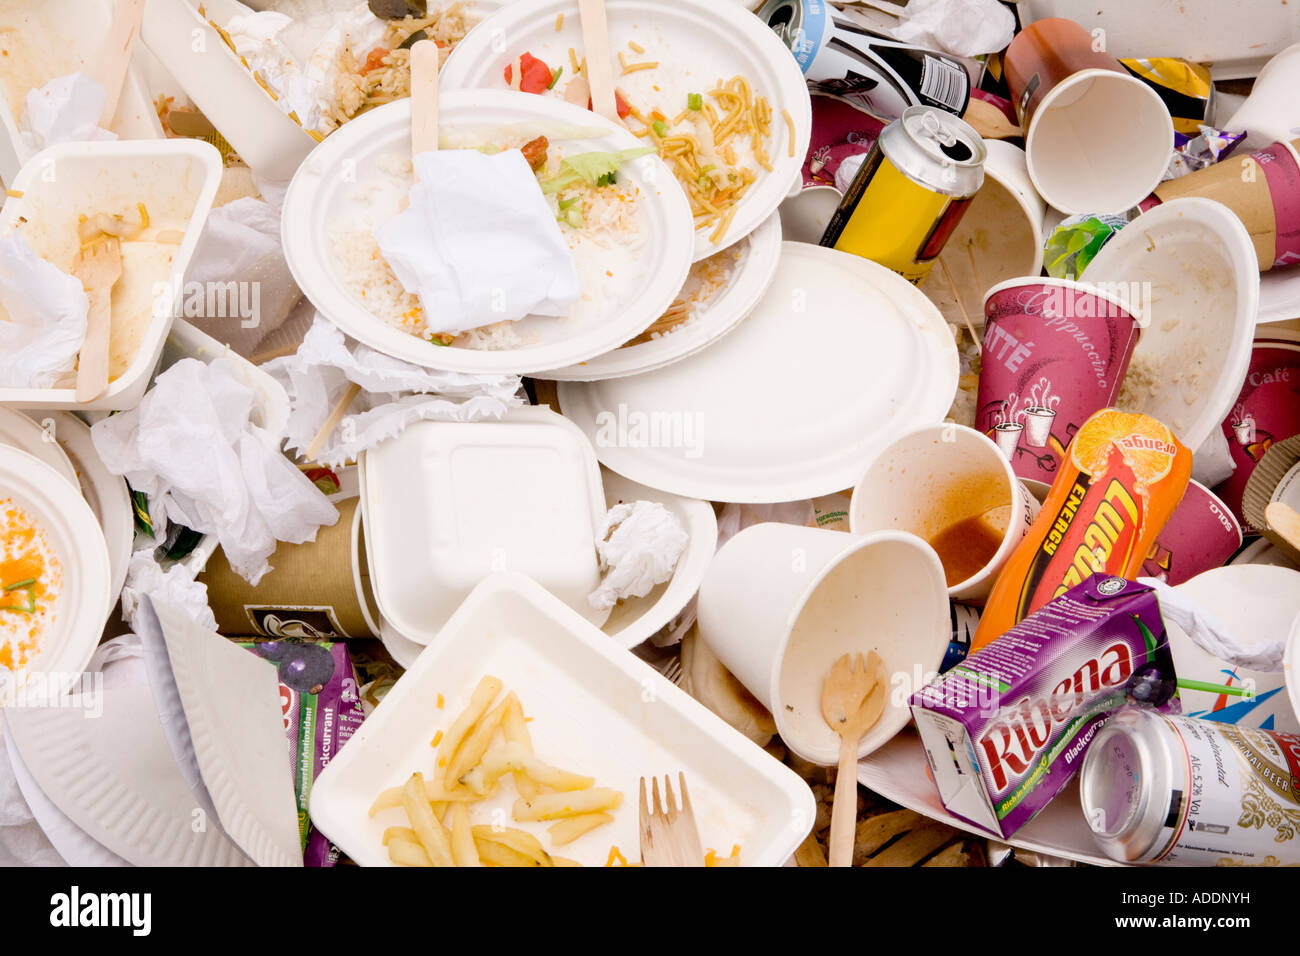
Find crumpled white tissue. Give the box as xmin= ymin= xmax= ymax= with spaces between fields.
xmin=91 ymin=356 xmax=338 ymax=585
xmin=18 ymin=72 xmax=117 ymax=152
xmin=120 ymin=550 xmax=218 ymax=634
xmin=0 ymin=233 xmax=89 ymax=389
xmin=377 ymin=149 xmax=581 ymax=335
xmin=589 ymin=501 xmax=688 ymax=612
xmin=187 ymin=194 xmax=299 ymax=357
xmin=225 ymin=11 xmax=325 ymax=132
xmin=1141 ymin=576 xmax=1288 ymax=672
xmin=889 ymin=0 xmax=1015 ymax=58
xmin=264 ymin=315 xmax=525 ymax=466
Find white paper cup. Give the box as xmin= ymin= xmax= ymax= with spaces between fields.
xmin=848 ymin=424 xmax=1042 ymax=602
xmin=919 ymin=141 xmax=1046 ymax=329
xmin=1226 ymin=43 xmax=1300 ymax=151
xmin=696 ymin=524 xmax=948 ymax=765
xmin=778 ymin=184 xmax=843 ymax=244
xmin=1025 ymin=69 xmax=1173 ymax=214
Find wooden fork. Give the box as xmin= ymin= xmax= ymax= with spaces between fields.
xmin=73 ymin=236 xmax=122 ymax=404
xmin=821 ymin=651 xmax=885 ymax=867
xmin=638 ymin=773 xmax=705 ymax=867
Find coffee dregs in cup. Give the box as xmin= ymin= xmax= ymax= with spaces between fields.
xmin=910 ymin=576 xmax=1178 ymax=839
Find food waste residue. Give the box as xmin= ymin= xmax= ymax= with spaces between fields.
xmin=0 ymin=498 xmax=61 ymax=674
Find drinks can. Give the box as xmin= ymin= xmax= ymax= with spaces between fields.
xmin=1081 ymin=709 xmax=1300 ymax=865
xmin=820 ymin=105 xmax=985 ymax=284
xmin=758 ymin=0 xmax=971 ymax=119
xmin=940 ymin=602 xmax=981 ymax=673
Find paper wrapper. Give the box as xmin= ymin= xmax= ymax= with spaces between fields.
xmin=1153 ymin=139 xmax=1300 ymax=270
xmin=199 ymin=497 xmax=379 ymax=639
xmin=1242 ymin=435 xmax=1300 ymax=564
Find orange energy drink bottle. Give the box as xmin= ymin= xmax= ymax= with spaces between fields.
xmin=972 ymin=409 xmax=1192 ymax=651
xmin=819 ymin=105 xmax=985 ymax=284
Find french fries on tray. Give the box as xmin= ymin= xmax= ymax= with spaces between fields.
xmin=367 ymin=676 xmax=620 ymax=867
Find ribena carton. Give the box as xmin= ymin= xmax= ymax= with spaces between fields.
xmin=909 ymin=576 xmax=1176 ymax=838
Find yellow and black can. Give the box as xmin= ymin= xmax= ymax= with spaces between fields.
xmin=820 ymin=105 xmax=986 ymax=284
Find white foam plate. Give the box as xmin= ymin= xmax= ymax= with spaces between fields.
xmin=0 ymin=408 xmax=77 ymax=488
xmin=0 ymin=445 xmax=113 ymax=683
xmin=557 ymin=241 xmax=959 ymax=503
xmin=439 ymin=0 xmax=812 ymax=260
xmin=283 ymin=91 xmax=693 ymax=374
xmin=1085 ymin=198 xmax=1258 ymax=455
xmin=857 ymin=726 xmax=1117 ymax=867
xmin=360 ymin=406 xmax=609 ymax=645
xmin=599 ymin=468 xmax=716 ymax=649
xmin=2 ymin=685 xmax=253 ymax=867
xmin=32 ymin=412 xmax=133 ymax=604
xmin=544 ymin=213 xmax=783 ymax=381
xmin=309 ymin=573 xmax=815 ymax=866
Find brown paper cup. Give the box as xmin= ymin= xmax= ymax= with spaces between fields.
xmin=1005 ymin=18 xmax=1173 ymax=214
xmin=1154 ymin=139 xmax=1300 ymax=271
xmin=199 ymin=496 xmax=381 ymax=639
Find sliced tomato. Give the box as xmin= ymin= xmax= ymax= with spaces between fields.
xmin=503 ymin=52 xmax=554 ymax=95
xmin=359 ymin=46 xmax=390 ymax=75
xmin=586 ymin=90 xmax=632 ymax=119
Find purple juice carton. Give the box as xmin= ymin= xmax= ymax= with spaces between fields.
xmin=239 ymin=640 xmax=366 ymax=866
xmin=909 ymin=576 xmax=1177 ymax=838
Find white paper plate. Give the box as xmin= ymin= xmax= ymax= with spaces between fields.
xmin=32 ymin=412 xmax=133 ymax=604
xmin=309 ymin=573 xmax=815 ymax=866
xmin=282 ymin=91 xmax=693 ymax=375
xmin=439 ymin=0 xmax=812 ymax=260
xmin=1085 ymin=198 xmax=1258 ymax=454
xmin=2 ymin=685 xmax=253 ymax=867
xmin=360 ymin=406 xmax=609 ymax=645
xmin=599 ymin=468 xmax=716 ymax=649
xmin=857 ymin=727 xmax=1117 ymax=867
xmin=557 ymin=241 xmax=959 ymax=503
xmin=149 ymin=601 xmax=304 ymax=866
xmin=0 ymin=408 xmax=77 ymax=488
xmin=544 ymin=213 xmax=783 ymax=381
xmin=3 ymin=722 xmax=130 ymax=867
xmin=0 ymin=445 xmax=113 ymax=683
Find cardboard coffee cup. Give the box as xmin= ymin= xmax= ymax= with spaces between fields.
xmin=976 ymin=277 xmax=1141 ymax=486
xmin=1004 ymin=17 xmax=1173 ymax=214
xmin=1141 ymin=480 xmax=1243 ymax=586
xmin=200 ymin=496 xmax=381 ymax=639
xmin=1151 ymin=139 xmax=1300 ymax=271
